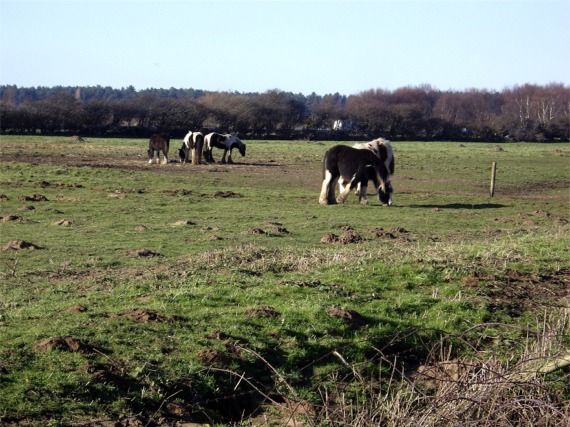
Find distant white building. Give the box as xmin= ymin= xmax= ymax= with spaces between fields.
xmin=333 ymin=119 xmax=353 ymax=131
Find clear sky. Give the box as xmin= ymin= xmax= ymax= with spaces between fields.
xmin=0 ymin=0 xmax=568 ymax=96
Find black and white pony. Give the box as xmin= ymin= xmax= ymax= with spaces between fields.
xmin=319 ymin=140 xmax=393 ymax=206
xmin=203 ymin=132 xmax=246 ymax=164
xmin=148 ymin=133 xmax=170 ymax=164
xmin=179 ymin=131 xmax=205 ymax=164
xmin=351 ymin=138 xmax=395 ymax=205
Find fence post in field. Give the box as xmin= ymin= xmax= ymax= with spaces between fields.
xmin=490 ymin=161 xmax=497 ymax=197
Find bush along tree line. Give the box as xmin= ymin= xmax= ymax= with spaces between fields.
xmin=0 ymin=83 xmax=568 ymax=141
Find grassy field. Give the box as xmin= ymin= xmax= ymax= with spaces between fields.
xmin=1 ymin=135 xmax=569 ymax=426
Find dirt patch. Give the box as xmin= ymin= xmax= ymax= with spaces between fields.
xmin=369 ymin=226 xmax=410 ymax=239
xmin=339 ymin=230 xmax=364 ymax=244
xmin=134 ymin=225 xmax=149 ymax=232
xmin=325 ymin=307 xmax=367 ymax=329
xmin=245 ymin=306 xmax=280 ymax=318
xmin=66 ymin=305 xmax=88 ymax=313
xmin=2 ymin=240 xmax=43 ymax=251
xmin=128 ymin=248 xmax=162 ymax=257
xmin=39 ymin=180 xmax=83 ymax=189
xmin=281 ymin=279 xmax=352 ymax=297
xmin=466 ymin=269 xmax=570 ymax=318
xmin=171 ymin=220 xmax=196 ymax=226
xmin=1 ymin=214 xmax=32 ymax=223
xmin=212 ymin=191 xmax=241 ymax=198
xmin=17 ymin=205 xmax=35 ymax=212
xmin=17 ymin=194 xmax=48 ymax=202
xmin=320 ymin=233 xmax=339 ymax=244
xmin=0 ymin=194 xmax=8 ymax=200
xmin=33 ymin=336 xmax=99 ymax=354
xmin=321 ymin=229 xmax=364 ymax=244
xmin=109 ymin=308 xmax=166 ymax=323
xmin=54 ymin=219 xmax=72 ymax=226
xmin=271 ymin=225 xmax=290 ymax=234
xmin=197 ymin=348 xmax=229 ymax=366
xmin=247 ymin=227 xmax=267 ymax=235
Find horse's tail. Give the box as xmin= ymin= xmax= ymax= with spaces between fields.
xmin=193 ymin=133 xmax=204 ymax=164
xmin=383 ymin=140 xmax=395 ymax=175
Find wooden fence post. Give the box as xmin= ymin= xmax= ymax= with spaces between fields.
xmin=490 ymin=161 xmax=497 ymax=197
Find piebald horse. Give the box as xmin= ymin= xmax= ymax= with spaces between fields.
xmin=179 ymin=131 xmax=205 ymax=164
xmin=351 ymin=138 xmax=395 ymax=205
xmin=319 ymin=141 xmax=393 ymax=206
xmin=203 ymin=132 xmax=246 ymax=164
xmin=148 ymin=133 xmax=170 ymax=164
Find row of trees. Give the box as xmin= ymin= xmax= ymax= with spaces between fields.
xmin=1 ymin=83 xmax=568 ymax=141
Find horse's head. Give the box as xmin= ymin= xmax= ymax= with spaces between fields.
xmin=378 ymin=180 xmax=393 ymax=206
xmin=228 ymin=135 xmax=246 ymax=156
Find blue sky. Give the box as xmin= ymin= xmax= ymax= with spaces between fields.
xmin=1 ymin=0 xmax=568 ymax=95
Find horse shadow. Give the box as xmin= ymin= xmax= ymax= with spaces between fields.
xmin=407 ymin=203 xmax=507 ymax=210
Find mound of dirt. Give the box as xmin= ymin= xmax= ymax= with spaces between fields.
xmin=466 ymin=269 xmax=570 ymax=318
xmin=17 ymin=205 xmax=35 ymax=211
xmin=0 ymin=194 xmax=9 ymax=200
xmin=325 ymin=307 xmax=367 ymax=329
xmin=246 ymin=306 xmax=280 ymax=318
xmin=2 ymin=240 xmax=43 ymax=251
xmin=320 ymin=233 xmax=339 ymax=244
xmin=33 ymin=336 xmax=97 ymax=354
xmin=212 ymin=191 xmax=241 ymax=198
xmin=370 ymin=228 xmax=396 ymax=239
xmin=339 ymin=230 xmax=364 ymax=244
xmin=197 ymin=348 xmax=229 ymax=366
xmin=247 ymin=227 xmax=267 ymax=235
xmin=66 ymin=305 xmax=88 ymax=313
xmin=1 ymin=214 xmax=32 ymax=223
xmin=134 ymin=225 xmax=149 ymax=232
xmin=128 ymin=248 xmax=161 ymax=257
xmin=171 ymin=220 xmax=196 ymax=226
xmin=110 ymin=308 xmax=166 ymax=323
xmin=17 ymin=194 xmax=48 ymax=202
xmin=54 ymin=219 xmax=72 ymax=226
xmin=272 ymin=226 xmax=290 ymax=234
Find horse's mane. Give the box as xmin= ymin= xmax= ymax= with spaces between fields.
xmin=353 ymin=138 xmax=390 ymax=155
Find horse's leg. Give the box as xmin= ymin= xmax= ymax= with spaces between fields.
xmin=195 ymin=139 xmax=203 ymax=164
xmin=148 ymin=148 xmax=154 ymax=164
xmin=205 ymin=148 xmax=214 ymax=163
xmin=221 ymin=149 xmax=228 ymax=164
xmin=162 ymin=144 xmax=169 ymax=164
xmin=336 ymin=182 xmax=353 ymax=203
xmin=227 ymin=148 xmax=234 ymax=164
xmin=319 ymin=170 xmax=336 ymax=205
xmin=358 ymin=181 xmax=369 ymax=205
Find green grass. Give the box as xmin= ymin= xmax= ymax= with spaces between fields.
xmin=0 ymin=136 xmax=569 ymax=425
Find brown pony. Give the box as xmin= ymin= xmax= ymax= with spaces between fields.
xmin=148 ymin=133 xmax=170 ymax=164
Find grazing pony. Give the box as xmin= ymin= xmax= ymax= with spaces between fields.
xmin=319 ymin=144 xmax=391 ymax=206
xmin=352 ymin=138 xmax=395 ymax=205
xmin=148 ymin=133 xmax=170 ymax=164
xmin=203 ymin=132 xmax=246 ymax=164
xmin=179 ymin=131 xmax=205 ymax=164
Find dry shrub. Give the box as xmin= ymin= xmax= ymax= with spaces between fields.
xmin=317 ymin=308 xmax=570 ymax=427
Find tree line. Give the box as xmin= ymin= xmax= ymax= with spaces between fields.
xmin=1 ymin=83 xmax=568 ymax=142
